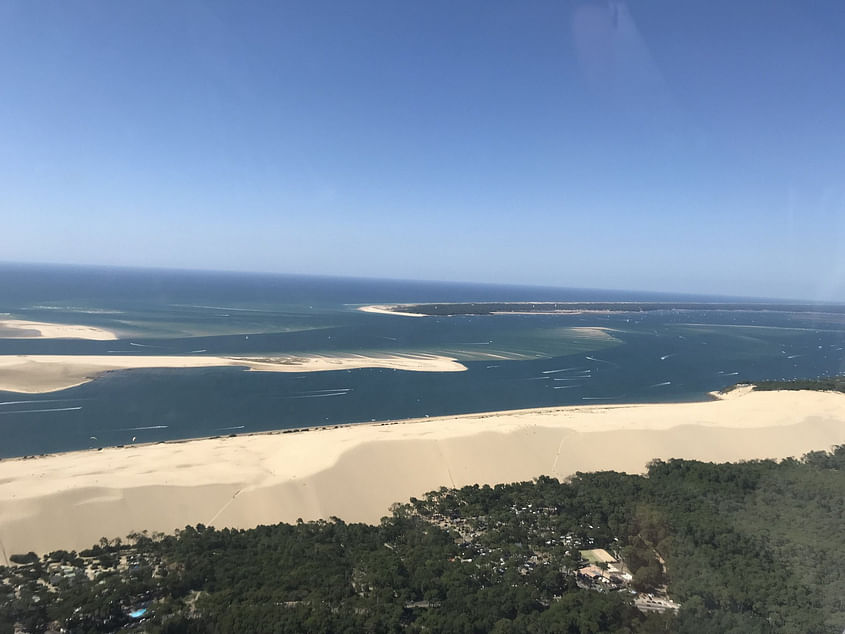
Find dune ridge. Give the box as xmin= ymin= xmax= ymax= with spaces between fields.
xmin=1 ymin=388 xmax=844 ymax=562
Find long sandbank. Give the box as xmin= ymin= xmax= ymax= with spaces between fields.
xmin=0 ymin=319 xmax=117 ymax=340
xmin=358 ymin=304 xmax=600 ymax=317
xmin=0 ymin=353 xmax=466 ymax=393
xmin=1 ymin=388 xmax=844 ymax=562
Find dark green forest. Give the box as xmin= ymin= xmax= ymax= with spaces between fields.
xmin=2 ymin=447 xmax=844 ymax=633
xmin=748 ymin=377 xmax=845 ymax=393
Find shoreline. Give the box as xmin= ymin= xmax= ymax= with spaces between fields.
xmin=1 ymin=391 xmax=729 ymax=462
xmin=1 ymin=388 xmax=844 ymax=561
xmin=0 ymin=353 xmax=467 ymax=393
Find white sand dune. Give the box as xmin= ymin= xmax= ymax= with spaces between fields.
xmin=0 ymin=353 xmax=466 ymax=393
xmin=0 ymin=388 xmax=843 ymax=562
xmin=0 ymin=320 xmax=117 ymax=340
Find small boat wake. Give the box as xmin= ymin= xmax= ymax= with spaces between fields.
xmin=0 ymin=398 xmax=82 ymax=407
xmin=285 ymin=388 xmax=353 ymax=399
xmin=0 ymin=406 xmax=83 ymax=415
xmin=116 ymin=425 xmax=169 ymax=431
xmin=585 ymin=356 xmax=618 ymax=366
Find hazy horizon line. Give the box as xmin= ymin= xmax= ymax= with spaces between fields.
xmin=0 ymin=258 xmax=833 ymax=305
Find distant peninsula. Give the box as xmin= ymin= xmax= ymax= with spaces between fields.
xmin=360 ymin=301 xmax=845 ymax=317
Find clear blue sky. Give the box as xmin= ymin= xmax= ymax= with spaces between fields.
xmin=2 ymin=1 xmax=845 ymax=300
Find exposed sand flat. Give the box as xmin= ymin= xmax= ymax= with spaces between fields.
xmin=0 ymin=319 xmax=117 ymax=340
xmin=0 ymin=353 xmax=467 ymax=393
xmin=358 ymin=304 xmax=427 ymax=317
xmin=0 ymin=389 xmax=843 ymax=561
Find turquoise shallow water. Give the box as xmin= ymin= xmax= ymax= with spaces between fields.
xmin=1 ymin=263 xmax=843 ymax=458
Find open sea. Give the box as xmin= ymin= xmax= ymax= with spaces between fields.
xmin=1 ymin=263 xmax=844 ymax=458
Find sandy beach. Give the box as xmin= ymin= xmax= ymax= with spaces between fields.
xmin=1 ymin=388 xmax=843 ymax=562
xmin=358 ymin=304 xmax=427 ymax=317
xmin=0 ymin=319 xmax=118 ymax=340
xmin=0 ymin=353 xmax=467 ymax=393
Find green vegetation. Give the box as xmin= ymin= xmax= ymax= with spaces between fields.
xmin=2 ymin=448 xmax=844 ymax=633
xmin=749 ymin=377 xmax=845 ymax=393
xmin=721 ymin=377 xmax=845 ymax=395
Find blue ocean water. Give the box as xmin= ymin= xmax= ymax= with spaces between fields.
xmin=1 ymin=263 xmax=843 ymax=458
